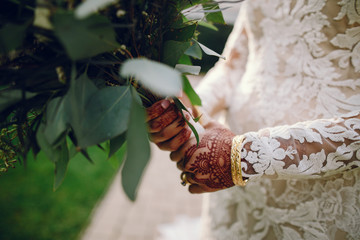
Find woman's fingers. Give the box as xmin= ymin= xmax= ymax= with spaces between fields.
xmin=188 ymin=184 xmax=206 ymax=194
xmin=148 ymin=104 xmax=179 ymax=133
xmin=170 ymin=148 xmax=185 ymax=163
xmin=146 ymin=99 xmax=171 ymax=122
xmin=185 ymin=173 xmax=219 ymax=193
xmin=176 ymin=160 xmax=185 ymax=171
xmin=170 ymin=137 xmax=194 ymax=162
xmin=149 ymin=112 xmax=190 ymax=143
xmin=156 ymin=127 xmax=192 ymax=151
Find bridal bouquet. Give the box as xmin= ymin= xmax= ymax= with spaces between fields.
xmin=0 ymin=0 xmax=229 ymax=200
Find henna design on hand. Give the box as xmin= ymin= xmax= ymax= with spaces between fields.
xmin=148 ymin=104 xmax=178 ymax=132
xmin=184 ymin=128 xmax=235 ymax=190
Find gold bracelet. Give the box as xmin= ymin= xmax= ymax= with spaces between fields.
xmin=231 ymin=135 xmax=248 ymax=187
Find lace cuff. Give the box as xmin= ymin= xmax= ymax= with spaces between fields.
xmin=240 ymin=111 xmax=360 ymax=181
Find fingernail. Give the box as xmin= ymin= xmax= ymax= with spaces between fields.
xmin=161 ymin=100 xmax=170 ymax=109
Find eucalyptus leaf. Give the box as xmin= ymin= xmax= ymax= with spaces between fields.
xmin=75 ymin=0 xmax=117 ymax=19
xmin=74 ymin=86 xmax=132 ymax=148
xmin=65 ymin=73 xmax=97 ymax=143
xmin=0 ymin=89 xmax=36 ymax=113
xmin=193 ymin=6 xmax=231 ymax=14
xmin=53 ymin=139 xmax=70 ymax=190
xmin=198 ymin=20 xmax=218 ymax=31
xmin=165 ymin=24 xmax=197 ymax=42
xmin=196 ymin=40 xmax=226 ymax=60
xmin=109 ymin=141 xmax=126 ymax=169
xmin=175 ymin=64 xmax=201 ymax=75
xmin=43 ymin=97 xmax=68 ymax=146
xmin=109 ymin=132 xmax=126 ymax=158
xmin=121 ymin=58 xmax=182 ymax=97
xmin=185 ymin=42 xmax=202 ymax=59
xmin=36 ymin=124 xmax=70 ymax=190
xmin=36 ymin=123 xmax=58 ymax=163
xmin=178 ymin=54 xmax=193 ymax=65
xmin=121 ymin=89 xmax=151 ymax=201
xmin=162 ymin=40 xmax=191 ymax=67
xmin=182 ymin=75 xmax=202 ymax=106
xmin=0 ymin=23 xmax=27 ymax=54
xmin=55 ymin=74 xmax=131 ymax=148
xmin=203 ymin=3 xmax=225 ymax=24
xmin=53 ymin=12 xmax=119 ymax=60
xmin=80 ymin=149 xmax=94 ymax=164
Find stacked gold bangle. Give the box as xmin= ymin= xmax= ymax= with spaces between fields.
xmin=231 ymin=135 xmax=249 ymax=187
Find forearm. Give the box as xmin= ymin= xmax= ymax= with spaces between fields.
xmin=232 ymin=111 xmax=360 ymax=182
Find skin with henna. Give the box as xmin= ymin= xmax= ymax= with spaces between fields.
xmin=146 ymin=99 xmax=192 ymax=151
xmin=171 ymin=127 xmax=235 ymax=193
xmin=146 ymin=99 xmax=236 ymax=194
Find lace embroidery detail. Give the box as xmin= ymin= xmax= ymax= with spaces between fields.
xmin=241 ymin=111 xmax=360 ymax=181
xmin=335 ymin=0 xmax=360 ymax=24
xmin=196 ymin=0 xmax=360 ymax=239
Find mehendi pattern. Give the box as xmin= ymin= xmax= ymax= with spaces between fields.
xmin=184 ymin=128 xmax=234 ymax=190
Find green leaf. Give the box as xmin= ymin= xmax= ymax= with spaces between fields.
xmin=175 ymin=64 xmax=201 ymax=75
xmin=165 ymin=24 xmax=197 ymax=42
xmin=173 ymin=97 xmax=200 ymax=145
xmin=109 ymin=133 xmax=126 ymax=158
xmin=36 ymin=123 xmax=70 ymax=190
xmin=60 ymin=73 xmax=131 ymax=148
xmin=0 ymin=23 xmax=27 ymax=54
xmin=162 ymin=40 xmax=191 ymax=67
xmin=0 ymin=89 xmax=36 ymax=113
xmin=198 ymin=20 xmax=218 ymax=31
xmin=74 ymin=86 xmax=132 ymax=148
xmin=43 ymin=97 xmax=68 ymax=146
xmin=108 ymin=141 xmax=126 ymax=169
xmin=36 ymin=123 xmax=57 ymax=163
xmin=203 ymin=3 xmax=225 ymax=24
xmin=196 ymin=40 xmax=226 ymax=60
xmin=67 ymin=73 xmax=98 ymax=119
xmin=178 ymin=54 xmax=193 ymax=65
xmin=53 ymin=12 xmax=119 ymax=60
xmin=121 ymin=89 xmax=151 ymax=201
xmin=182 ymin=75 xmax=202 ymax=106
xmin=54 ymin=139 xmax=70 ymax=190
xmin=80 ymin=148 xmax=94 ymax=164
xmin=185 ymin=41 xmax=203 ymax=60
xmin=121 ymin=58 xmax=182 ymax=97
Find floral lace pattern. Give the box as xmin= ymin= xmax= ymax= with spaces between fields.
xmin=196 ymin=0 xmax=360 ymax=239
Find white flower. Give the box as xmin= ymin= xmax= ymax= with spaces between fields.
xmin=312 ymin=179 xmax=359 ymax=230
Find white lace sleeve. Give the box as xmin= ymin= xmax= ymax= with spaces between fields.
xmin=239 ymin=111 xmax=360 ymax=181
xmin=196 ymin=7 xmax=249 ymax=117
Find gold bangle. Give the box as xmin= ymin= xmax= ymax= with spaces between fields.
xmin=231 ymin=135 xmax=248 ymax=187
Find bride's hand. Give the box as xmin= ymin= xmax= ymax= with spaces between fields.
xmin=146 ymin=99 xmax=192 ymax=151
xmin=170 ymin=126 xmax=235 ymax=193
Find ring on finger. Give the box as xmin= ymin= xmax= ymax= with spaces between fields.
xmin=180 ymin=172 xmax=190 ymax=186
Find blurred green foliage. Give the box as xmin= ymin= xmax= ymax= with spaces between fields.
xmin=0 ymin=147 xmax=116 ymax=240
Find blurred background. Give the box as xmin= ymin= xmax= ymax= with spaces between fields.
xmin=0 ymin=2 xmax=241 ymax=240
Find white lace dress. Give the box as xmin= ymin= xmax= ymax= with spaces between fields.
xmin=196 ymin=0 xmax=360 ymax=239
